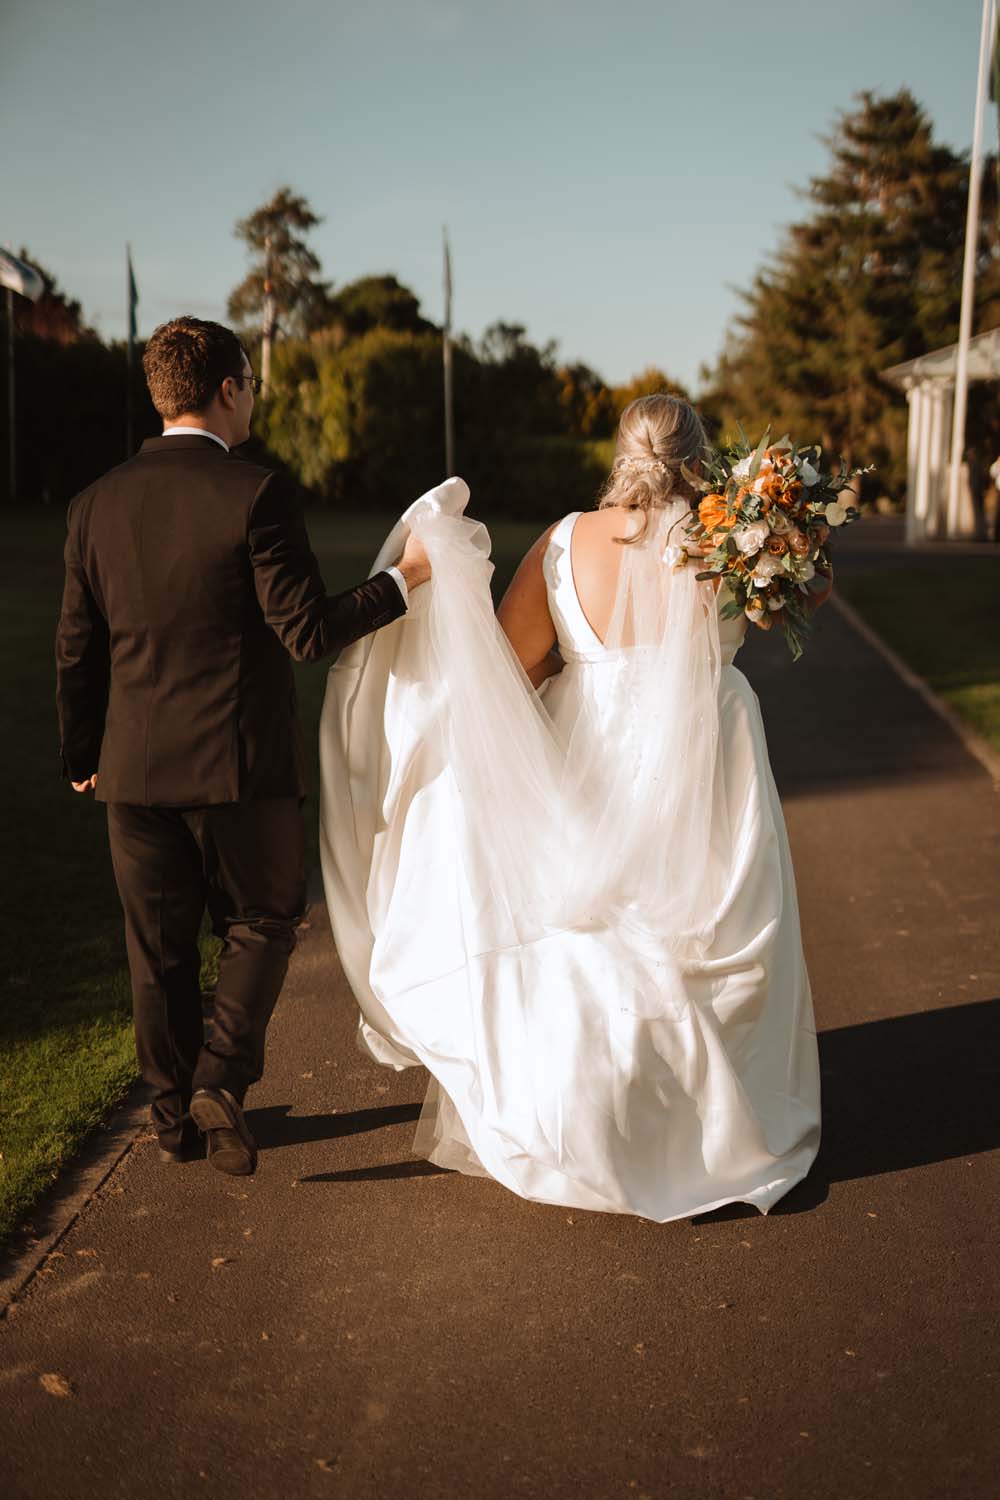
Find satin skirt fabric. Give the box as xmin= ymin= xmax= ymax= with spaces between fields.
xmin=320 ymin=485 xmax=821 ymax=1221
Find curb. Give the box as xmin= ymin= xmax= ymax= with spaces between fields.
xmin=0 ymin=893 xmax=327 ymax=1322
xmin=0 ymin=1080 xmax=152 ymax=1320
xmin=831 ymin=592 xmax=1000 ymax=788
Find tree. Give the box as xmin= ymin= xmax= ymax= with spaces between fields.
xmin=612 ymin=367 xmax=690 ymax=413
xmin=555 ymin=362 xmax=616 ymax=438
xmin=700 ymin=90 xmax=1000 ymax=498
xmin=227 ymin=187 xmax=331 ymax=338
xmin=324 ymin=275 xmax=436 ymax=345
xmin=468 ymin=321 xmax=563 ymax=434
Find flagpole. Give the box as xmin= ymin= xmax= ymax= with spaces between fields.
xmin=126 ymin=245 xmax=134 ymax=458
xmin=261 ymin=233 xmax=274 ymax=399
xmin=6 ymin=285 xmax=15 ymax=502
xmin=946 ymin=0 xmax=997 ymax=534
xmin=442 ymin=226 xmax=455 ymax=475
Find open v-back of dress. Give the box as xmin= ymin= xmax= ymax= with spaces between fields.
xmin=319 ymin=483 xmax=821 ymax=1222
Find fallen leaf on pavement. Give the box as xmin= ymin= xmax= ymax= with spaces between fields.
xmin=39 ymin=1373 xmax=74 ymax=1397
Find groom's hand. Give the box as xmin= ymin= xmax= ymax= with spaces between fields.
xmin=397 ymin=532 xmax=431 ymax=592
xmin=71 ymin=774 xmax=98 ymax=792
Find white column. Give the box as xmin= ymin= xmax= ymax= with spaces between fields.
xmin=927 ymin=386 xmax=953 ymax=538
xmin=904 ymin=385 xmax=922 ymax=545
xmin=913 ymin=385 xmax=933 ymax=541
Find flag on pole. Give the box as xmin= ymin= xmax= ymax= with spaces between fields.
xmin=127 ymin=245 xmax=139 ymax=344
xmin=0 ymin=248 xmax=44 ymax=302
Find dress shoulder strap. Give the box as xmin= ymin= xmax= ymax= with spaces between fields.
xmin=548 ymin=511 xmax=582 ymax=551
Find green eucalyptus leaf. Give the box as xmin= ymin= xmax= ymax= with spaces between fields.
xmin=748 ymin=427 xmax=771 ymax=481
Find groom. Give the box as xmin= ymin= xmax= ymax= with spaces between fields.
xmin=55 ymin=315 xmax=429 ymax=1176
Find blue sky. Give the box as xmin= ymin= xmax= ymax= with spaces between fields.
xmin=0 ymin=0 xmax=988 ymax=390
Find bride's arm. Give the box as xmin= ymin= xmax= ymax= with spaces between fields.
xmin=497 ymin=527 xmax=562 ymax=688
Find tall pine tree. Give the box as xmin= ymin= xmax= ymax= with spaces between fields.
xmin=228 ymin=187 xmax=331 ymax=340
xmin=702 ymin=91 xmax=1000 ymax=498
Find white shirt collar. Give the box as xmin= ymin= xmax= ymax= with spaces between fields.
xmin=162 ymin=425 xmax=229 ymax=452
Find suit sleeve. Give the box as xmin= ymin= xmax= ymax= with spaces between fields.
xmin=248 ymin=472 xmax=407 ymax=664
xmin=55 ymin=497 xmax=110 ymax=781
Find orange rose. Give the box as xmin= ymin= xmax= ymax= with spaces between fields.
xmin=698 ymin=494 xmax=734 ymax=533
xmin=752 ymin=470 xmax=785 ymax=503
xmin=766 ymin=535 xmax=788 ymax=556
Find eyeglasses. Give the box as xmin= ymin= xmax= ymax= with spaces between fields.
xmin=232 ymin=372 xmax=262 ymax=395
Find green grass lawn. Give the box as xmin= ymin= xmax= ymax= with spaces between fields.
xmin=0 ymin=504 xmax=546 ymax=1247
xmin=839 ymin=558 xmax=1000 ymax=753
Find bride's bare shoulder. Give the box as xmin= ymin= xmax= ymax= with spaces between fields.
xmin=573 ymin=506 xmax=634 ymax=553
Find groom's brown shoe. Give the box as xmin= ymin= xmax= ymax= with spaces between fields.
xmin=189 ymin=1087 xmax=258 ymax=1176
xmin=158 ymin=1137 xmax=206 ymax=1165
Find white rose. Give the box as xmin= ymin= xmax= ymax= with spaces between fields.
xmin=825 ymin=501 xmax=847 ymax=526
xmin=733 ymin=519 xmax=770 ymax=554
xmin=731 ymin=456 xmax=753 ymax=481
xmin=768 ymin=510 xmax=793 ymax=535
xmin=752 ymin=553 xmax=783 ymax=584
xmin=795 ymin=559 xmax=816 ymax=581
xmin=799 ymin=459 xmax=820 ymax=486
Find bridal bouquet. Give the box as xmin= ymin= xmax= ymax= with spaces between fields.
xmin=679 ymin=429 xmax=870 ymax=660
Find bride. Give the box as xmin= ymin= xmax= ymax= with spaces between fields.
xmin=319 ymin=394 xmax=822 ymax=1222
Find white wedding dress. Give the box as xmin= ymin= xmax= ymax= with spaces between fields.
xmin=319 ymin=480 xmax=821 ymax=1222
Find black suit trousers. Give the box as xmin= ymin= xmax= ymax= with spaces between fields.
xmin=106 ymin=800 xmax=306 ymax=1149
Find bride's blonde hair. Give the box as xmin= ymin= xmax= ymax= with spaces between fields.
xmin=599 ymin=394 xmax=708 ymax=544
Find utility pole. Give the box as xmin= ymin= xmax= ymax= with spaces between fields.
xmin=442 ymin=226 xmax=455 ymax=475
xmin=946 ymin=0 xmax=997 ymax=534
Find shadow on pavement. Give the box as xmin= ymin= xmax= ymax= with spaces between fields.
xmin=247 ymin=1099 xmax=422 ymax=1148
xmin=302 ymin=1160 xmax=450 ymax=1183
xmin=698 ymin=996 xmax=1000 ymax=1222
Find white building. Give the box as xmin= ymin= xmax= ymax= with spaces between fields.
xmin=883 ymin=326 xmax=1000 ymax=543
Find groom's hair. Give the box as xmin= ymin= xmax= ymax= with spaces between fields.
xmin=143 ymin=316 xmax=249 ymax=420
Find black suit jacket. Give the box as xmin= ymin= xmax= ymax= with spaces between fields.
xmin=55 ymin=435 xmax=406 ymax=805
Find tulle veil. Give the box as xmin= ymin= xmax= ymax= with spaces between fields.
xmin=320 ymin=477 xmax=727 ymax=1046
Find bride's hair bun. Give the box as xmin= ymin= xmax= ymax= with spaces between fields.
xmin=599 ymin=394 xmax=708 ymax=543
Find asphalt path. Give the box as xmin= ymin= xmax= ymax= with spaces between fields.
xmin=2 ymin=536 xmax=998 ymax=1500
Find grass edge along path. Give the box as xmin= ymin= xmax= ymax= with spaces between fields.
xmin=837 ymin=557 xmax=1000 ymax=759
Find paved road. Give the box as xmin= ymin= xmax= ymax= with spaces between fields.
xmin=2 ymin=543 xmax=998 ymax=1500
